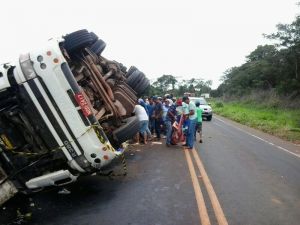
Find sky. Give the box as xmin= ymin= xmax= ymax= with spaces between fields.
xmin=0 ymin=0 xmax=298 ymax=89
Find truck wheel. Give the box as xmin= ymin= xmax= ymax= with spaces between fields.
xmin=90 ymin=32 xmax=98 ymax=44
xmin=135 ymin=78 xmax=150 ymax=96
xmin=112 ymin=116 xmax=140 ymax=146
xmin=126 ymin=71 xmax=149 ymax=96
xmin=64 ymin=29 xmax=93 ymax=53
xmin=126 ymin=66 xmax=138 ymax=78
xmin=89 ymin=39 xmax=106 ymax=55
xmin=207 ymin=115 xmax=212 ymax=121
xmin=126 ymin=70 xmax=141 ymax=87
xmin=119 ymin=63 xmax=127 ymax=74
xmin=133 ymin=76 xmax=146 ymax=92
xmin=131 ymin=72 xmax=145 ymax=89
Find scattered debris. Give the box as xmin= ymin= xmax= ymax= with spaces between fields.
xmin=58 ymin=188 xmax=71 ymax=195
xmin=152 ymin=142 xmax=163 ymax=145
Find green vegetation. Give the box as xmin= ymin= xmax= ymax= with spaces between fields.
xmin=209 ymin=9 xmax=300 ymax=143
xmin=148 ymin=75 xmax=212 ymax=97
xmin=214 ymin=11 xmax=300 ymax=98
xmin=211 ymin=100 xmax=300 ymax=143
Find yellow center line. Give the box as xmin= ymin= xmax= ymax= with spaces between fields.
xmin=184 ymin=148 xmax=211 ymax=225
xmin=192 ymin=148 xmax=229 ymax=225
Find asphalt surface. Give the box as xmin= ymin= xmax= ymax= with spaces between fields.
xmin=1 ymin=115 xmax=299 ymax=225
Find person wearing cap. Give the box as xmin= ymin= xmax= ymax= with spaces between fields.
xmin=165 ymin=99 xmax=176 ymax=147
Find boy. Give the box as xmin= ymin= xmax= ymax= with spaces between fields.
xmin=195 ymin=101 xmax=203 ymax=143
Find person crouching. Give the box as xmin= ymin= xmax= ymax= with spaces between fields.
xmin=133 ymin=104 xmax=151 ymax=144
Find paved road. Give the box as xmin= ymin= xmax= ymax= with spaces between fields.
xmin=1 ymin=115 xmax=299 ymax=225
xmin=201 ymin=115 xmax=300 ymax=225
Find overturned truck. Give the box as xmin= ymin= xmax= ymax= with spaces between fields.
xmin=0 ymin=29 xmax=149 ymax=205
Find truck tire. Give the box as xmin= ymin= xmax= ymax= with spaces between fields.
xmin=89 ymin=39 xmax=106 ymax=55
xmin=118 ymin=63 xmax=127 ymax=74
xmin=126 ymin=66 xmax=138 ymax=78
xmin=132 ymin=72 xmax=146 ymax=88
xmin=126 ymin=70 xmax=141 ymax=87
xmin=207 ymin=115 xmax=212 ymax=121
xmin=135 ymin=78 xmax=150 ymax=96
xmin=90 ymin=32 xmax=98 ymax=44
xmin=64 ymin=29 xmax=93 ymax=53
xmin=126 ymin=71 xmax=149 ymax=96
xmin=113 ymin=116 xmax=140 ymax=145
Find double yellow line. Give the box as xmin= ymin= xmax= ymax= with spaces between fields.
xmin=184 ymin=148 xmax=228 ymax=225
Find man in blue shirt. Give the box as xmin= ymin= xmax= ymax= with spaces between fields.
xmin=165 ymin=99 xmax=177 ymax=147
xmin=138 ymin=98 xmax=149 ymax=115
xmin=152 ymin=96 xmax=163 ymax=140
xmin=146 ymin=97 xmax=155 ymax=134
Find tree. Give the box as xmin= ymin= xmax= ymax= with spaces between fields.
xmin=264 ymin=16 xmax=300 ymax=80
xmin=148 ymin=76 xmax=212 ymax=97
xmin=218 ymin=12 xmax=300 ymax=97
xmin=156 ymin=75 xmax=178 ymax=92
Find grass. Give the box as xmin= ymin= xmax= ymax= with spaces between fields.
xmin=210 ymin=100 xmax=300 ymax=144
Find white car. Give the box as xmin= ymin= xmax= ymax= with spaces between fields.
xmin=189 ymin=97 xmax=213 ymax=121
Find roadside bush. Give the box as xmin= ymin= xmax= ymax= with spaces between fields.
xmin=215 ymin=102 xmax=224 ymax=108
xmin=213 ymin=100 xmax=300 ymax=143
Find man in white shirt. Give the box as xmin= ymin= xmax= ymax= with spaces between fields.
xmin=133 ymin=104 xmax=151 ymax=144
xmin=182 ymin=96 xmax=197 ymax=149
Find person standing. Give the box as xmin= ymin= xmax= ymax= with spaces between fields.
xmin=138 ymin=98 xmax=149 ymax=115
xmin=165 ymin=99 xmax=176 ymax=147
xmin=181 ymin=96 xmax=190 ymax=145
xmin=152 ymin=96 xmax=163 ymax=140
xmin=183 ymin=97 xmax=197 ymax=149
xmin=161 ymin=99 xmax=171 ymax=137
xmin=147 ymin=97 xmax=155 ymax=134
xmin=172 ymin=98 xmax=184 ymax=144
xmin=195 ymin=101 xmax=203 ymax=143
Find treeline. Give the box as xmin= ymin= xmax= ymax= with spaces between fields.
xmin=214 ymin=12 xmax=300 ymax=98
xmin=148 ymin=75 xmax=212 ymax=97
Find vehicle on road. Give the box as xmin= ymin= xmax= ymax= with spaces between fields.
xmin=189 ymin=97 xmax=213 ymax=121
xmin=0 ymin=29 xmax=149 ymax=205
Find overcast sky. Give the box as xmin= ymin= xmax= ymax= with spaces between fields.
xmin=0 ymin=0 xmax=298 ymax=88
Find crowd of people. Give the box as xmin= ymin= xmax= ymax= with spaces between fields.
xmin=133 ymin=95 xmax=203 ymax=149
